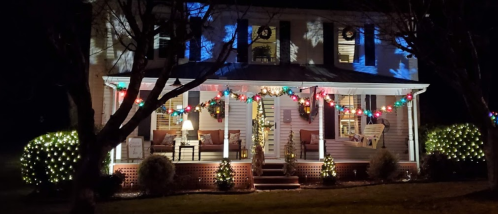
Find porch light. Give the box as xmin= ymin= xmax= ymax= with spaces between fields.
xmin=170 ymin=77 xmax=182 ymax=87
xmin=304 ymin=106 xmax=311 ymax=114
xmin=241 ymin=146 xmax=248 ymax=159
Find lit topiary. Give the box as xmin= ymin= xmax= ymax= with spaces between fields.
xmin=21 ymin=131 xmax=80 ymax=187
xmin=425 ymin=123 xmax=485 ymax=162
xmin=215 ymin=158 xmax=236 ymax=191
xmin=320 ymin=154 xmax=337 ymax=185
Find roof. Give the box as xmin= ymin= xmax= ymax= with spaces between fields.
xmin=109 ymin=62 xmax=422 ymax=84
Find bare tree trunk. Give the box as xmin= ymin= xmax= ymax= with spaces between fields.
xmin=484 ymin=128 xmax=498 ymax=192
xmin=70 ymin=143 xmax=102 ymax=214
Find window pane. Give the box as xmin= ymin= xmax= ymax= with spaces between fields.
xmin=251 ymin=25 xmax=277 ymax=62
xmin=338 ymin=95 xmax=361 ymax=138
xmin=156 ymin=93 xmax=183 ymax=137
xmin=338 ymin=27 xmax=356 ymax=63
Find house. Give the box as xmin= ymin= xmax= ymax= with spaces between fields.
xmin=89 ymin=2 xmax=429 ymax=188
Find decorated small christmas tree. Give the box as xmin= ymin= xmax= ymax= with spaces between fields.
xmin=283 ymin=130 xmax=297 ymax=176
xmin=214 ymin=158 xmax=236 ymax=190
xmin=320 ymin=154 xmax=337 ymax=185
xmin=252 ymin=101 xmax=265 ymax=176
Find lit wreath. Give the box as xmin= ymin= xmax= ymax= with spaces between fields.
xmin=342 ymin=26 xmax=356 ymax=41
xmin=257 ymin=26 xmax=272 ymax=40
xmin=207 ymin=100 xmax=227 ymax=120
xmin=298 ymin=102 xmax=318 ymax=121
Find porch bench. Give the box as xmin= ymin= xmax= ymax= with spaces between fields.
xmin=198 ymin=130 xmax=241 ymax=160
xmin=344 ymin=124 xmax=384 ymax=149
xmin=300 ymin=130 xmax=327 ymax=160
xmin=151 ymin=130 xmax=177 ymax=160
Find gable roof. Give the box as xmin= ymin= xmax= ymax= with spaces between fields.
xmin=109 ymin=62 xmax=422 ymax=84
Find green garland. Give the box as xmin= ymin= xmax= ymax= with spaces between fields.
xmin=298 ymin=101 xmax=318 ymax=121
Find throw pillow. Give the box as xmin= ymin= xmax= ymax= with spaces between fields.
xmin=229 ymin=133 xmax=240 ymax=144
xmin=200 ymin=134 xmax=213 ymax=145
xmin=310 ymin=134 xmax=319 ymax=144
xmin=161 ymin=134 xmax=175 ymax=145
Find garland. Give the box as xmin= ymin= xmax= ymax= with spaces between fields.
xmin=342 ymin=26 xmax=356 ymax=41
xmin=257 ymin=25 xmax=272 ymax=40
xmin=298 ymin=98 xmax=318 ymax=121
xmin=207 ymin=99 xmax=225 ymax=120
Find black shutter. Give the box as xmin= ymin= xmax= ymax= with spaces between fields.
xmin=353 ymin=29 xmax=360 ymax=63
xmin=189 ymin=17 xmax=202 ymax=61
xmin=366 ymin=95 xmax=377 ymax=124
xmin=237 ymin=19 xmax=248 ymax=62
xmin=279 ymin=21 xmax=291 ymax=65
xmin=323 ymin=22 xmax=335 ymax=65
xmin=187 ymin=91 xmax=200 ymax=140
xmin=364 ymin=24 xmax=376 ymax=66
xmin=324 ymin=94 xmax=336 ymax=139
xmin=147 ymin=34 xmax=154 ymax=60
xmin=158 ymin=29 xmax=170 ymax=58
xmin=138 ymin=90 xmax=152 ymax=141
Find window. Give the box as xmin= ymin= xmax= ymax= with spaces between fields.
xmin=338 ymin=95 xmax=362 ymax=138
xmin=156 ymin=94 xmax=183 ymax=136
xmin=251 ymin=25 xmax=277 ymax=63
xmin=337 ymin=27 xmax=359 ymax=63
xmin=158 ymin=28 xmax=170 ymax=58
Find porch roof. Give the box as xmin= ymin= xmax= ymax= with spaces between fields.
xmin=109 ymin=62 xmax=423 ymax=84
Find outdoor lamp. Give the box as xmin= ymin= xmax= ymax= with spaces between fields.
xmin=170 ymin=77 xmax=182 ymax=87
xmin=241 ymin=146 xmax=248 ymax=159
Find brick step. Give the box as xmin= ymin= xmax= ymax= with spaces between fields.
xmin=254 ymin=183 xmax=301 ymax=190
xmin=254 ymin=176 xmax=299 ymax=184
xmin=258 ymin=169 xmax=284 ymax=176
xmin=262 ymin=163 xmax=285 ymax=169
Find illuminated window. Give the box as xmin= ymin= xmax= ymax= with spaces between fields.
xmin=337 ymin=27 xmax=359 ymax=63
xmin=338 ymin=95 xmax=362 ymax=138
xmin=156 ymin=94 xmax=183 ymax=136
xmin=251 ymin=25 xmax=277 ymax=63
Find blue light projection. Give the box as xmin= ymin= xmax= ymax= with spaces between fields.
xmin=394 ymin=37 xmax=412 ymax=58
xmin=187 ymin=2 xmax=212 ymax=21
xmin=352 ymin=29 xmax=378 ymax=74
xmin=223 ymin=24 xmax=253 ymax=49
xmin=390 ymin=61 xmax=417 ymax=80
xmin=184 ymin=36 xmax=214 ymax=61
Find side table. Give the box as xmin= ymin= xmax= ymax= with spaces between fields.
xmin=178 ymin=145 xmax=195 ymax=161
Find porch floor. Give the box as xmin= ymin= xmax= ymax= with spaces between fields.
xmin=114 ymin=158 xmax=416 ymax=164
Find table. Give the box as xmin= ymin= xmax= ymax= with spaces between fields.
xmin=178 ymin=145 xmax=195 ymax=161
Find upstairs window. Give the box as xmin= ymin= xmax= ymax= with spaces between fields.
xmin=337 ymin=26 xmax=359 ymax=63
xmin=251 ymin=25 xmax=277 ymax=63
xmin=158 ymin=28 xmax=171 ymax=58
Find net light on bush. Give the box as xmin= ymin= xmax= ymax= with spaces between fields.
xmin=425 ymin=123 xmax=484 ymax=162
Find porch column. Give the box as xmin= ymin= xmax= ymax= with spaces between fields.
xmin=319 ymin=97 xmax=325 ymax=160
xmin=408 ymin=101 xmax=415 ymax=161
xmin=223 ymin=92 xmax=229 ymax=158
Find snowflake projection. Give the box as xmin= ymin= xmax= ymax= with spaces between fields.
xmin=394 ymin=37 xmax=413 ymax=58
xmin=353 ymin=55 xmax=378 ymax=75
xmin=184 ymin=36 xmax=214 ymax=61
xmin=308 ymin=59 xmax=315 ymax=65
xmin=303 ymin=18 xmax=323 ymax=48
xmin=187 ymin=2 xmax=213 ymax=21
xmin=276 ymin=40 xmax=299 ymax=62
xmin=223 ymin=24 xmax=253 ymax=49
xmin=112 ymin=50 xmax=134 ymax=73
xmin=111 ymin=15 xmax=132 ymax=40
xmin=390 ymin=60 xmax=417 ymax=80
xmin=89 ymin=38 xmax=102 ymax=65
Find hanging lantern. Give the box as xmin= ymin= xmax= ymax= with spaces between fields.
xmin=216 ymin=106 xmax=221 ymax=114
xmin=241 ymin=146 xmax=248 ymax=159
xmin=305 ymin=106 xmax=311 ymax=114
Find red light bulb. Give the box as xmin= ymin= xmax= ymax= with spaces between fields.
xmin=387 ymin=106 xmax=393 ymax=112
xmin=407 ymin=93 xmax=413 ymax=101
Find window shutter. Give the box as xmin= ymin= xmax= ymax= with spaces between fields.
xmin=364 ymin=24 xmax=376 ymax=66
xmin=353 ymin=29 xmax=360 ymax=63
xmin=322 ymin=22 xmax=334 ymax=65
xmin=189 ymin=17 xmax=202 ymax=61
xmin=279 ymin=21 xmax=291 ymax=65
xmin=158 ymin=29 xmax=170 ymax=58
xmin=147 ymin=34 xmax=154 ymax=60
xmin=324 ymin=94 xmax=336 ymax=139
xmin=237 ymin=19 xmax=248 ymax=62
xmin=138 ymin=90 xmax=152 ymax=140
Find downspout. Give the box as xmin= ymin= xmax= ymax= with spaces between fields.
xmin=104 ymin=82 xmax=117 ymax=174
xmin=413 ymin=87 xmax=427 ymax=171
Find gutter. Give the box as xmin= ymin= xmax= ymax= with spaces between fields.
xmin=412 ymin=87 xmax=427 ymax=171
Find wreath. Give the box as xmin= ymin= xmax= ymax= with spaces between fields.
xmin=342 ymin=26 xmax=356 ymax=41
xmin=298 ymin=102 xmax=318 ymax=121
xmin=257 ymin=26 xmax=272 ymax=40
xmin=207 ymin=100 xmax=228 ymax=120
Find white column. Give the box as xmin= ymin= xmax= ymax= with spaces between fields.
xmin=246 ymin=92 xmax=254 ymax=158
xmin=319 ymin=97 xmax=325 ymax=160
xmin=407 ymin=101 xmax=415 ymax=161
xmin=223 ymin=93 xmax=229 ymax=158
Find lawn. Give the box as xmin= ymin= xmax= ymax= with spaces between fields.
xmin=94 ymin=181 xmax=495 ymax=214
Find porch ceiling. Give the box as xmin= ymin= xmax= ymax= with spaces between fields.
xmin=104 ymin=62 xmax=429 ymax=95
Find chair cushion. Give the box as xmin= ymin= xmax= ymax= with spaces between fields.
xmin=300 ymin=130 xmax=319 ymax=144
xmin=200 ymin=134 xmax=213 ymax=145
xmin=153 ymin=130 xmax=177 ymax=145
xmin=161 ymin=134 xmax=175 ymax=145
xmin=198 ymin=130 xmax=221 ymax=144
xmin=305 ymin=144 xmax=319 ymax=151
xmin=310 ymin=134 xmax=319 ymax=144
xmin=152 ymin=145 xmax=173 ymax=152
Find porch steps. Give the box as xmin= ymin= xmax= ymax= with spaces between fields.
xmin=253 ymin=163 xmax=301 ymax=190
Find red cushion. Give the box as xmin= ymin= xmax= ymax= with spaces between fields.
xmin=199 ymin=144 xmax=240 ymax=151
xmin=300 ymin=130 xmax=319 ymax=144
xmin=152 ymin=130 xmax=177 ymax=145
xmin=304 ymin=144 xmax=319 ymax=151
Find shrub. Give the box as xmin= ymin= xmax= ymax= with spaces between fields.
xmin=138 ymin=155 xmax=175 ymax=195
xmin=320 ymin=154 xmax=337 ymax=185
xmin=96 ymin=170 xmax=126 ymax=199
xmin=21 ymin=131 xmax=112 ymax=193
xmin=215 ymin=158 xmax=236 ymax=191
xmin=421 ymin=152 xmax=454 ymax=181
xmin=367 ymin=149 xmax=399 ymax=181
